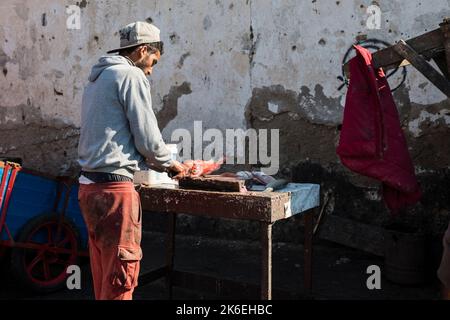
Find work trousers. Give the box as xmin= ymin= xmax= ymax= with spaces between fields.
xmin=78 ymin=182 xmax=142 ymax=300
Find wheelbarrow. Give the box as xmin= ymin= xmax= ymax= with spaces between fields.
xmin=0 ymin=161 xmax=88 ymax=293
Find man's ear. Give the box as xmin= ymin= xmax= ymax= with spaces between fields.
xmin=135 ymin=45 xmax=147 ymax=59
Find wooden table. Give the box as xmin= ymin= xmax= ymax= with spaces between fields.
xmin=137 ymin=183 xmax=320 ymax=300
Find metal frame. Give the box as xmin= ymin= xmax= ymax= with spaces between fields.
xmin=0 ymin=163 xmax=20 ymax=238
xmin=138 ymin=185 xmax=318 ymax=300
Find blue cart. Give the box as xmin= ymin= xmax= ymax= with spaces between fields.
xmin=0 ymin=161 xmax=88 ymax=293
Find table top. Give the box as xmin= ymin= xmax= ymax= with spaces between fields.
xmin=137 ymin=183 xmax=320 ymax=223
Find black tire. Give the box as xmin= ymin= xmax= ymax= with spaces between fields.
xmin=10 ymin=213 xmax=82 ymax=293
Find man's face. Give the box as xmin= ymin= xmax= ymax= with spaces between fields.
xmin=134 ymin=46 xmax=160 ymax=76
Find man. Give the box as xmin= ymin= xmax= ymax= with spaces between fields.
xmin=78 ymin=21 xmax=186 ymax=300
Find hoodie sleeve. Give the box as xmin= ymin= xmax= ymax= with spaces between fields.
xmin=118 ymin=69 xmax=174 ymax=169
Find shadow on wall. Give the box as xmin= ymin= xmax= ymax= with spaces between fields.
xmin=0 ymin=104 xmax=80 ymax=177
xmin=291 ymin=161 xmax=450 ymax=237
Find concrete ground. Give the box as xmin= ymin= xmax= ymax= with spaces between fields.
xmin=0 ymin=231 xmax=442 ymax=300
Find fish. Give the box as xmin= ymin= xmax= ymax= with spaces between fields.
xmin=183 ymin=159 xmax=223 ymax=177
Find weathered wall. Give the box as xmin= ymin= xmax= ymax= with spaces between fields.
xmin=1 ymin=1 xmax=449 ymax=244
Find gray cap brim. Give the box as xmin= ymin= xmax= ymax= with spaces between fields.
xmin=107 ymin=43 xmax=143 ymax=54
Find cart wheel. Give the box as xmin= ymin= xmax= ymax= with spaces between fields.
xmin=11 ymin=213 xmax=81 ymax=293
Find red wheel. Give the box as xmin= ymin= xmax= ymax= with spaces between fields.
xmin=11 ymin=214 xmax=81 ymax=293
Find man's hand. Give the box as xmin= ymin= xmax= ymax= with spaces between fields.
xmin=167 ymin=160 xmax=189 ymax=180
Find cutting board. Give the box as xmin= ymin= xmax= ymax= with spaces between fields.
xmin=179 ymin=175 xmax=246 ymax=192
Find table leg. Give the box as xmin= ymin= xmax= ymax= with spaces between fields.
xmin=260 ymin=222 xmax=273 ymax=300
xmin=304 ymin=209 xmax=314 ymax=294
xmin=166 ymin=213 xmax=176 ymax=299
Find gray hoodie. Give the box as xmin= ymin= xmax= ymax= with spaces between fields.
xmin=78 ymin=55 xmax=173 ymax=179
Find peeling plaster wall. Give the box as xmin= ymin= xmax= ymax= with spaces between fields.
xmin=0 ymin=0 xmax=449 ymax=240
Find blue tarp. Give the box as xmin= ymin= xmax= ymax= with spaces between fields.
xmin=277 ymin=183 xmax=320 ymax=216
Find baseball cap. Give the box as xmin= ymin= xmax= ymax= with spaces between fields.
xmin=107 ymin=21 xmax=162 ymax=54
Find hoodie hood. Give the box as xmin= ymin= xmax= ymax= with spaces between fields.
xmin=88 ymin=55 xmax=133 ymax=82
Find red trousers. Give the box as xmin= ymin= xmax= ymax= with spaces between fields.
xmin=78 ymin=182 xmax=142 ymax=300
